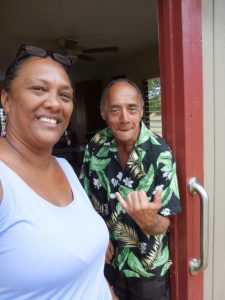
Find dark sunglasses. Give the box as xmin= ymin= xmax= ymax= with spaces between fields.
xmin=15 ymin=44 xmax=72 ymax=68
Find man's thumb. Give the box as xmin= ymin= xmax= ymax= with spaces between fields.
xmin=152 ymin=188 xmax=162 ymax=208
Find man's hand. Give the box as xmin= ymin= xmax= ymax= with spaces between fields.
xmin=110 ymin=286 xmax=119 ymax=300
xmin=116 ymin=189 xmax=170 ymax=235
xmin=105 ymin=240 xmax=114 ymax=264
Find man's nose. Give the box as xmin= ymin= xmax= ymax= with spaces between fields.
xmin=120 ymin=109 xmax=129 ymax=122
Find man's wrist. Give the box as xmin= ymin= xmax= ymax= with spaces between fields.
xmin=142 ymin=215 xmax=170 ymax=235
xmin=141 ymin=214 xmax=161 ymax=235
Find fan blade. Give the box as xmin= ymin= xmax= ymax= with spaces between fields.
xmin=82 ymin=46 xmax=118 ymax=53
xmin=77 ymin=54 xmax=95 ymax=61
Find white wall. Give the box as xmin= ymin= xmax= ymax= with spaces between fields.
xmin=202 ymin=0 xmax=225 ymax=299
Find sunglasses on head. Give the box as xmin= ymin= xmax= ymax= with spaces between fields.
xmin=15 ymin=44 xmax=72 ymax=68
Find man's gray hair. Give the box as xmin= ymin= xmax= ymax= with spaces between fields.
xmin=100 ymin=78 xmax=144 ymax=111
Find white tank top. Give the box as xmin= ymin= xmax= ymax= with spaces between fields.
xmin=0 ymin=158 xmax=111 ymax=300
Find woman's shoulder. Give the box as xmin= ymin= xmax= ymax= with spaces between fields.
xmin=54 ymin=156 xmax=78 ymax=181
xmin=0 ymin=178 xmax=2 ymax=203
xmin=54 ymin=156 xmax=73 ymax=168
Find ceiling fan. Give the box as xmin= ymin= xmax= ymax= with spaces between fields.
xmin=57 ymin=37 xmax=118 ymax=64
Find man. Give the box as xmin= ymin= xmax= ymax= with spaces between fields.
xmin=80 ymin=78 xmax=181 ymax=300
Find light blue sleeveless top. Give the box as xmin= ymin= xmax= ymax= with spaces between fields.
xmin=0 ymin=157 xmax=111 ymax=300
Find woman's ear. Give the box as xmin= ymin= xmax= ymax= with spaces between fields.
xmin=1 ymin=90 xmax=10 ymax=114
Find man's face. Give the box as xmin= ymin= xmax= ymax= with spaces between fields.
xmin=101 ymin=82 xmax=143 ymax=144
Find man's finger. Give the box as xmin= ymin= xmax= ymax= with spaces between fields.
xmin=150 ymin=188 xmax=162 ymax=209
xmin=154 ymin=188 xmax=162 ymax=202
xmin=138 ymin=190 xmax=149 ymax=208
xmin=116 ymin=192 xmax=128 ymax=210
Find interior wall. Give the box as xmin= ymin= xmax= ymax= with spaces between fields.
xmin=73 ymin=46 xmax=160 ymax=89
xmin=68 ymin=46 xmax=160 ymax=172
xmin=202 ymin=0 xmax=225 ymax=299
xmin=69 ymin=46 xmax=160 ymax=137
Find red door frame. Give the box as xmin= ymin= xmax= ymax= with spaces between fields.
xmin=157 ymin=1 xmax=203 ymax=299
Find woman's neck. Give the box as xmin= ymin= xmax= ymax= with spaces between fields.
xmin=1 ymin=136 xmax=53 ymax=170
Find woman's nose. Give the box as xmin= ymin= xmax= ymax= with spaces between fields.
xmin=44 ymin=93 xmax=60 ymax=110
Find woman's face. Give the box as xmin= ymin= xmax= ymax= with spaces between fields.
xmin=1 ymin=57 xmax=74 ymax=149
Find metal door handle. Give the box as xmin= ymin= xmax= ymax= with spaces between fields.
xmin=188 ymin=177 xmax=209 ymax=275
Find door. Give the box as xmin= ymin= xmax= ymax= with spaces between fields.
xmin=157 ymin=1 xmax=205 ymax=299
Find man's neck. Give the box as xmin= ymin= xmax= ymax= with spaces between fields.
xmin=116 ymin=140 xmax=135 ymax=155
xmin=116 ymin=140 xmax=135 ymax=169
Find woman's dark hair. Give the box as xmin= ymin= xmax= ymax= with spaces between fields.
xmin=3 ymin=56 xmax=73 ymax=92
xmin=3 ymin=59 xmax=25 ymax=91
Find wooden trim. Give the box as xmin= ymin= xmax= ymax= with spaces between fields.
xmin=157 ymin=1 xmax=203 ymax=299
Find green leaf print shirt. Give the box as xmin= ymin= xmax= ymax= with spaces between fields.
xmin=80 ymin=121 xmax=181 ymax=279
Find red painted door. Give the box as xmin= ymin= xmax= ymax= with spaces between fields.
xmin=157 ymin=1 xmax=204 ymax=299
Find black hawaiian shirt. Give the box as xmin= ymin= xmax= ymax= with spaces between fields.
xmin=80 ymin=121 xmax=181 ymax=279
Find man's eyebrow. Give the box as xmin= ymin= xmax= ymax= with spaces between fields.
xmin=61 ymin=85 xmax=73 ymax=92
xmin=110 ymin=104 xmax=120 ymax=108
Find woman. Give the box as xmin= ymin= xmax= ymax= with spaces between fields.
xmin=0 ymin=45 xmax=117 ymax=299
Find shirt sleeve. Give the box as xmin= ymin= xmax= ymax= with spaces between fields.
xmin=154 ymin=150 xmax=181 ymax=217
xmin=79 ymin=145 xmax=91 ymax=198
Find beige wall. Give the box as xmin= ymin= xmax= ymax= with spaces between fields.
xmin=202 ymin=0 xmax=225 ymax=299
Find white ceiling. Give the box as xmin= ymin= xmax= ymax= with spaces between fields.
xmin=0 ymin=0 xmax=158 ymax=81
